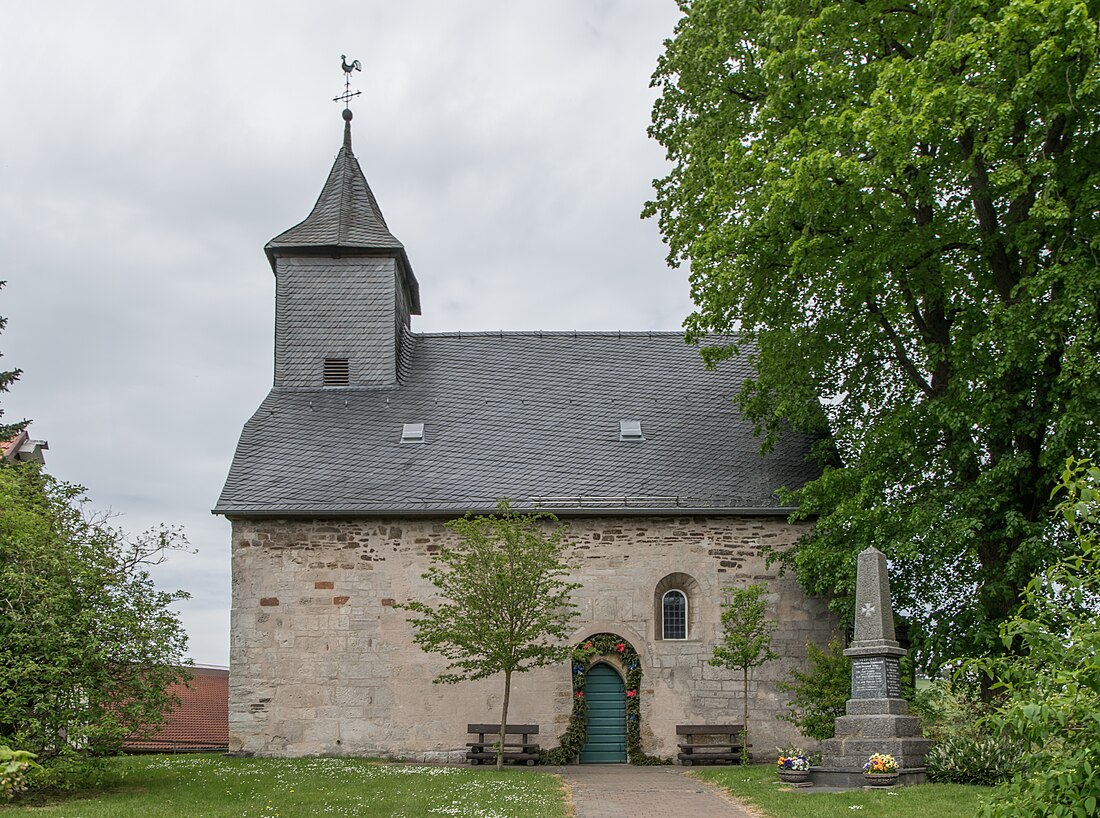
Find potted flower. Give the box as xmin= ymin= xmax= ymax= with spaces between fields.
xmin=862 ymin=753 xmax=899 ymax=786
xmin=776 ymin=753 xmax=811 ymax=784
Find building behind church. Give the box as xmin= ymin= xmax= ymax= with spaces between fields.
xmin=215 ymin=108 xmax=838 ymax=761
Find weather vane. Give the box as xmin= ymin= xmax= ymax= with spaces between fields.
xmin=334 ymin=54 xmax=362 ymax=112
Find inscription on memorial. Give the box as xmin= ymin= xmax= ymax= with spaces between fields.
xmin=852 ymin=658 xmax=884 ymax=698
xmin=851 ymin=657 xmax=902 ymax=698
xmin=885 ymin=658 xmax=901 ymax=697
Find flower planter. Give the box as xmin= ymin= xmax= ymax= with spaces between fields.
xmin=863 ymin=772 xmax=899 ymax=787
xmin=777 ymin=770 xmax=811 ymax=784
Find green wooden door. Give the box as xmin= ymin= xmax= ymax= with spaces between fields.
xmin=580 ymin=663 xmax=627 ymax=763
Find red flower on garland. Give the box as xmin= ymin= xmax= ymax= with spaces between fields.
xmin=583 ymin=641 xmax=593 ymax=649
xmin=626 ymin=689 xmax=637 ymax=698
xmin=575 ymin=690 xmax=585 ymax=698
xmin=616 ymin=643 xmax=626 ymax=653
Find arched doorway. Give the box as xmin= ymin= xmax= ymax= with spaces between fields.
xmin=580 ymin=663 xmax=627 ymax=763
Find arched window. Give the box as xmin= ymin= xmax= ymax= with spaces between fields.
xmin=654 ymin=572 xmax=700 ymax=640
xmin=662 ymin=589 xmax=687 ymax=640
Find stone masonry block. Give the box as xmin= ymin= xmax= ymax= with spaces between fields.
xmin=833 ymin=713 xmax=924 ymax=738
xmin=845 ymin=697 xmax=911 ymax=716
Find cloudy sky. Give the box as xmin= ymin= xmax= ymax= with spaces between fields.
xmin=1 ymin=1 xmax=694 ymax=666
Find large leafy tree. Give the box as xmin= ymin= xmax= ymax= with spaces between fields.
xmin=0 ymin=463 xmax=190 ymax=758
xmin=647 ymin=0 xmax=1100 ymax=671
xmin=400 ymin=501 xmax=580 ymax=770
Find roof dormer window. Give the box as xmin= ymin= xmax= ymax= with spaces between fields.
xmin=400 ymin=423 xmax=424 ymax=444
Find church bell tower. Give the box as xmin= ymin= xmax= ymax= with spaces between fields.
xmin=265 ymin=104 xmax=421 ymax=389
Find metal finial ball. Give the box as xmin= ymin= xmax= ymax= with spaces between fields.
xmin=342 ymin=108 xmax=353 ymax=121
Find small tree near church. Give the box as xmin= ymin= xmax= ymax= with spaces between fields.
xmin=400 ymin=501 xmax=580 ymax=770
xmin=709 ymin=583 xmax=778 ymax=761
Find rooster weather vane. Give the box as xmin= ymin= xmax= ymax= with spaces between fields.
xmin=334 ymin=54 xmax=362 ymax=112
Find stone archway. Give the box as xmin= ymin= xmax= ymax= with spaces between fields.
xmin=544 ymin=632 xmax=661 ymax=764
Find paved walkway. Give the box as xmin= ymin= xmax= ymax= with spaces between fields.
xmin=556 ymin=765 xmax=758 ymax=818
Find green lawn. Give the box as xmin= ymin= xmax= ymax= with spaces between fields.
xmin=0 ymin=755 xmax=569 ymax=818
xmin=695 ymin=764 xmax=990 ymax=818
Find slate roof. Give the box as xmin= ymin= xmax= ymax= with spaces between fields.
xmin=215 ymin=332 xmax=822 ymax=516
xmin=264 ymin=119 xmax=421 ymax=314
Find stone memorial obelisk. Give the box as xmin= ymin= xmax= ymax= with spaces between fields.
xmin=810 ymin=547 xmax=931 ymax=787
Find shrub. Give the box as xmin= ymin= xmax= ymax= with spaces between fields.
xmin=23 ymin=753 xmax=122 ymax=795
xmin=924 ymin=735 xmax=1021 ymax=785
xmin=971 ymin=457 xmax=1100 ymax=817
xmin=0 ymin=746 xmax=39 ymax=801
xmin=911 ymin=674 xmax=992 ymax=742
xmin=776 ymin=638 xmax=849 ymax=740
xmin=0 ymin=463 xmax=190 ymax=758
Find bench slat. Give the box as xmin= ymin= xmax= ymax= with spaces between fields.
xmin=466 ymin=751 xmax=540 ymax=761
xmin=467 ymin=723 xmax=539 ymax=734
xmin=679 ymin=753 xmax=742 ymax=760
xmin=678 ymin=744 xmax=741 ymax=751
xmin=675 ymin=724 xmax=743 ymax=735
xmin=678 ymin=753 xmax=742 ymax=764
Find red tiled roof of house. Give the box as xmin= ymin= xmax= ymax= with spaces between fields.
xmin=0 ymin=431 xmax=23 ymax=458
xmin=124 ymin=666 xmax=229 ymax=752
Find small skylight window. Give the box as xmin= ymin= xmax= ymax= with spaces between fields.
xmin=619 ymin=420 xmax=645 ymax=442
xmin=323 ymin=357 xmax=350 ymax=386
xmin=400 ymin=423 xmax=425 ymax=444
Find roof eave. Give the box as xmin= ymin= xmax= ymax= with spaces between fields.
xmin=214 ymin=505 xmax=802 ymax=519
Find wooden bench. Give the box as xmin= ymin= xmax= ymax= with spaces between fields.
xmin=676 ymin=724 xmax=745 ymax=766
xmin=465 ymin=723 xmax=540 ymax=766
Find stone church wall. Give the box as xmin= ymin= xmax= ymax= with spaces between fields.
xmin=228 ymin=514 xmax=838 ymax=760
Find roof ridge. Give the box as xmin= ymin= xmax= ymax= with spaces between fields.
xmin=416 ymin=330 xmax=694 ymax=338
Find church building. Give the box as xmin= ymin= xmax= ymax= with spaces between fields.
xmin=215 ymin=107 xmax=837 ymax=761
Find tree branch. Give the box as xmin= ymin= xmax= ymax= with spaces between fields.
xmin=866 ymin=297 xmax=935 ymax=396
xmin=959 ymin=128 xmax=1018 ymax=301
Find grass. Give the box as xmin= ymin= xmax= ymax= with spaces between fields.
xmin=694 ymin=763 xmax=990 ymax=818
xmin=0 ymin=754 xmax=569 ymax=818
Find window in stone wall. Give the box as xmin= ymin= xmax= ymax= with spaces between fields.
xmin=662 ymin=589 xmax=687 ymax=640
xmin=654 ymin=572 xmax=700 ymax=640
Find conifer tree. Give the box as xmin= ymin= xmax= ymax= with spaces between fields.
xmin=0 ymin=282 xmax=27 ymax=443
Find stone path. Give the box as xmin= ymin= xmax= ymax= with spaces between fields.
xmin=556 ymin=764 xmax=758 ymax=818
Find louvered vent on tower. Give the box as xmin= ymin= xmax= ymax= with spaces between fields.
xmin=323 ymin=358 xmax=350 ymax=386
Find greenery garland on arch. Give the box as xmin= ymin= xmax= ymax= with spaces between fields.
xmin=541 ymin=633 xmax=668 ymax=765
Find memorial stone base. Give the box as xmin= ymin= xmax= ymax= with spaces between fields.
xmin=809 ymin=767 xmax=929 ymax=788
xmin=809 ymin=697 xmax=932 ymax=788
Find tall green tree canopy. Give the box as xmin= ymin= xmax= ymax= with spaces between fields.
xmin=647 ymin=0 xmax=1100 ymax=670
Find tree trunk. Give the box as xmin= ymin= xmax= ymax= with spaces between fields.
xmin=742 ymin=666 xmax=750 ymax=764
xmin=497 ymin=669 xmax=512 ymax=772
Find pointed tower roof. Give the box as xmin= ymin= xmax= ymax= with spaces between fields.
xmin=265 ymin=111 xmax=421 ymax=314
